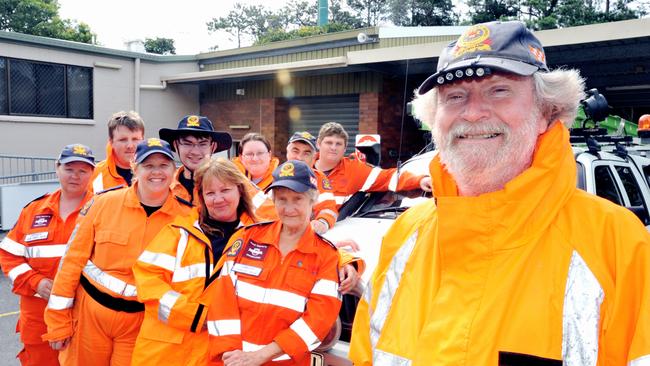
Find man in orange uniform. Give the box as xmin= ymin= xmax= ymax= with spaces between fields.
xmin=90 ymin=111 xmax=145 ymax=193
xmin=0 ymin=144 xmax=95 ymax=366
xmin=313 ymin=122 xmax=432 ymax=207
xmin=350 ymin=21 xmax=650 ymax=365
xmin=43 ymin=138 xmax=193 ymax=366
xmin=204 ymin=160 xmax=342 ymax=365
xmin=159 ymin=115 xmax=232 ymax=205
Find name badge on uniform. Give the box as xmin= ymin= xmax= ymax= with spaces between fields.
xmin=31 ymin=214 xmax=52 ymax=228
xmin=232 ymin=263 xmax=262 ymax=277
xmin=24 ymin=231 xmax=48 ymax=242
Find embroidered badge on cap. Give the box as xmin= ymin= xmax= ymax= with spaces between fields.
xmin=227 ymin=239 xmax=244 ymax=257
xmin=72 ymin=145 xmax=89 ymax=155
xmin=279 ymin=162 xmax=295 ymax=177
xmin=244 ymin=240 xmax=269 ymax=261
xmin=186 ymin=115 xmax=200 ymax=127
xmin=147 ymin=138 xmax=163 ymax=147
xmin=31 ymin=214 xmax=52 ymax=228
xmin=452 ymin=24 xmax=492 ymax=58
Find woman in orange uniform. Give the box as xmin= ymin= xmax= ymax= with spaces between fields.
xmin=232 ymin=133 xmax=279 ymax=191
xmin=205 ymin=160 xmax=342 ymax=366
xmin=43 ymin=138 xmax=192 ymax=366
xmin=0 ymin=144 xmax=95 ymax=366
xmin=131 ymin=157 xmax=257 ymax=365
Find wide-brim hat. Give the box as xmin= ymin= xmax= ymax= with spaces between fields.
xmin=159 ymin=115 xmax=232 ymax=153
xmin=265 ymin=160 xmax=318 ymax=193
xmin=418 ymin=21 xmax=549 ymax=95
xmin=58 ymin=144 xmax=96 ymax=167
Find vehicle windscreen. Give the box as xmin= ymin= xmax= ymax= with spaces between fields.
xmin=353 ymin=189 xmax=431 ymax=219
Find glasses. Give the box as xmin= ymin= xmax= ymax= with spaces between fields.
xmin=242 ymin=151 xmax=269 ymax=159
xmin=178 ymin=140 xmax=212 ymax=150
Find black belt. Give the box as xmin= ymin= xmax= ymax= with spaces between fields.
xmin=79 ymin=275 xmax=144 ymax=313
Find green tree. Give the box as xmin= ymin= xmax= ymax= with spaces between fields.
xmin=520 ymin=0 xmax=644 ymax=29
xmin=389 ymin=0 xmax=456 ymax=25
xmin=0 ymin=0 xmax=95 ymax=43
xmin=207 ymin=3 xmax=272 ymax=48
xmin=347 ymin=0 xmax=390 ymax=26
xmin=464 ymin=0 xmax=520 ymax=23
xmin=144 ymin=37 xmax=176 ymax=55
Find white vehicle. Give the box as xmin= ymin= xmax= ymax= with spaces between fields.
xmin=319 ymin=135 xmax=650 ymax=364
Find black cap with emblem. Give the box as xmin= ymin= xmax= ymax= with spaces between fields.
xmin=418 ymin=21 xmax=549 ymax=94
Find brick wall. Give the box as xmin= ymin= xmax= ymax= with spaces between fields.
xmin=201 ymin=98 xmax=289 ymax=160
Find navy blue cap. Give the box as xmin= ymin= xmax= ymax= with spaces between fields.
xmin=159 ymin=115 xmax=232 ymax=153
xmin=135 ymin=138 xmax=174 ymax=163
xmin=418 ymin=21 xmax=549 ymax=94
xmin=266 ymin=160 xmax=318 ymax=193
xmin=58 ymin=144 xmax=95 ymax=167
xmin=288 ymin=131 xmax=317 ymax=151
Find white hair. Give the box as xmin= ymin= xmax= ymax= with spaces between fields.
xmin=412 ymin=69 xmax=586 ymax=129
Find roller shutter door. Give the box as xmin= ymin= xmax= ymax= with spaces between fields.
xmin=288 ymin=95 xmax=359 ymax=153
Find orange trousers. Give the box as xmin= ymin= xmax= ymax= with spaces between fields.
xmin=58 ymin=287 xmax=144 ymax=366
xmin=16 ymin=296 xmax=59 ymax=366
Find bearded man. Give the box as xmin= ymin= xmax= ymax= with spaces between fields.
xmin=349 ymin=21 xmax=650 ymax=366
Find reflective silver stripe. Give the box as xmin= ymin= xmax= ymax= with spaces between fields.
xmin=83 ymin=260 xmax=138 ymax=297
xmin=8 ymin=263 xmax=32 ymax=283
xmin=631 ymin=355 xmax=650 ymax=366
xmin=370 ymin=231 xmax=418 ymax=348
xmin=388 ymin=172 xmax=398 ymax=192
xmin=318 ymin=209 xmax=338 ymax=221
xmin=360 ymin=167 xmax=382 ymax=191
xmin=334 ymin=195 xmax=350 ymax=205
xmin=311 ymin=279 xmax=339 ymax=298
xmin=290 ymin=317 xmax=320 ymax=350
xmin=221 ymin=260 xmax=235 ymax=277
xmin=243 ymin=341 xmax=291 ymax=361
xmin=373 ymin=349 xmax=412 ymax=365
xmin=207 ymin=319 xmax=241 ymax=336
xmin=172 ymin=263 xmax=206 ymax=282
xmin=25 ymin=244 xmax=67 ymax=258
xmin=236 ymin=280 xmax=306 ymax=312
xmin=317 ymin=192 xmax=334 ymax=202
xmin=48 ymin=294 xmax=74 ymax=310
xmin=92 ymin=174 xmax=104 ymax=193
xmin=0 ymin=237 xmax=26 ymax=256
xmin=562 ymin=250 xmax=604 ymax=366
xmin=158 ymin=290 xmax=180 ymax=324
xmin=138 ymin=250 xmax=176 ymax=272
xmin=252 ymin=191 xmax=267 ymax=209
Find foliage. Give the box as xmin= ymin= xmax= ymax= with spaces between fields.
xmin=144 ymin=37 xmax=176 ymax=55
xmin=347 ymin=0 xmax=390 ymax=26
xmin=0 ymin=0 xmax=95 ymax=43
xmin=255 ymin=23 xmax=354 ymax=45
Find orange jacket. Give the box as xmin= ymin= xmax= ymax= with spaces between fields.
xmin=232 ymin=156 xmax=279 ymax=191
xmin=0 ymin=189 xmax=91 ymax=344
xmin=90 ymin=142 xmax=128 ymax=193
xmin=132 ymin=208 xmax=254 ymax=365
xmin=350 ymin=123 xmax=650 ymax=365
xmin=314 ymin=155 xmax=425 ymax=207
xmin=204 ymin=221 xmax=342 ymax=365
xmin=170 ymin=166 xmax=199 ymax=207
xmin=43 ymin=184 xmax=192 ymax=342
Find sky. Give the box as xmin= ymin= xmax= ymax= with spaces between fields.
xmin=57 ymin=0 xmax=288 ymax=54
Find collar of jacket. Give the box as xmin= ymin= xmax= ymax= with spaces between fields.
xmin=428 ymin=121 xmax=577 ymax=250
xmin=257 ymin=220 xmax=321 ymax=254
xmin=124 ymin=182 xmax=180 ymax=216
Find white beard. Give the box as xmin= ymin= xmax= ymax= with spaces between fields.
xmin=433 ymin=108 xmax=542 ymax=196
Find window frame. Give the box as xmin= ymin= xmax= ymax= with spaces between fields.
xmin=0 ymin=56 xmax=93 ymax=120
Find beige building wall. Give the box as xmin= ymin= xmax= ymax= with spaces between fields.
xmin=0 ymin=42 xmax=199 ymax=160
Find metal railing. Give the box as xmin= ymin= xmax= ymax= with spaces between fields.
xmin=0 ymin=154 xmax=57 ymax=185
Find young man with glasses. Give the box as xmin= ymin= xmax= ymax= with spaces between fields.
xmin=91 ymin=111 xmax=145 ymax=193
xmin=159 ymin=115 xmax=232 ymax=205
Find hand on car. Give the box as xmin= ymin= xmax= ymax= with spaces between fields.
xmin=419 ymin=176 xmax=433 ymax=192
xmin=339 ymin=264 xmax=359 ymax=294
xmin=334 ymin=239 xmax=360 ymax=252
